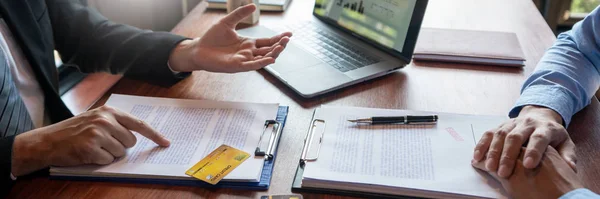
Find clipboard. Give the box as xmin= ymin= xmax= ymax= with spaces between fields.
xmin=52 ymin=106 xmax=289 ymax=190
xmin=290 ymin=109 xmax=420 ymax=198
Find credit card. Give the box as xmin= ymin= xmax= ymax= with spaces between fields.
xmin=260 ymin=194 xmax=303 ymax=199
xmin=185 ymin=144 xmax=250 ymax=185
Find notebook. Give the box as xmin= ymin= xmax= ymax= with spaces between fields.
xmin=413 ymin=28 xmax=526 ymax=67
xmin=51 ymin=94 xmax=288 ymax=190
xmin=293 ymin=106 xmax=510 ymax=198
xmin=207 ymin=0 xmax=291 ymax=11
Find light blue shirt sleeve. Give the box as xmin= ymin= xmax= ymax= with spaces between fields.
xmin=509 ymin=6 xmax=600 ymax=126
xmin=560 ymin=188 xmax=600 ymax=199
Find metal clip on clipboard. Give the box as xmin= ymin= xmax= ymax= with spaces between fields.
xmin=255 ymin=120 xmax=283 ymax=160
xmin=300 ymin=119 xmax=326 ymax=165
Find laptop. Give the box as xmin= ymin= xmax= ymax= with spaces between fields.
xmin=237 ymin=0 xmax=429 ymax=98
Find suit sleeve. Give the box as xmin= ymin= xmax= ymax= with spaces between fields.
xmin=46 ymin=0 xmax=191 ymax=86
xmin=0 ymin=135 xmax=16 ymax=197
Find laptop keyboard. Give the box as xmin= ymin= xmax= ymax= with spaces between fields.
xmin=272 ymin=22 xmax=380 ymax=72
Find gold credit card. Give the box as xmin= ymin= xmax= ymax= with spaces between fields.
xmin=185 ymin=144 xmax=250 ymax=185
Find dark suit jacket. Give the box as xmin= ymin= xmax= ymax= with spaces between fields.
xmin=0 ymin=0 xmax=190 ymax=194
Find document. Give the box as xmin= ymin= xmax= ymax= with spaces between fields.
xmin=301 ymin=106 xmax=508 ymax=198
xmin=51 ymin=94 xmax=279 ymax=182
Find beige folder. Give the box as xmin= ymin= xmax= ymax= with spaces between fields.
xmin=413 ymin=28 xmax=526 ymax=67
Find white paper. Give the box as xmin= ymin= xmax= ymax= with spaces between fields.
xmin=51 ymin=94 xmax=279 ymax=182
xmin=302 ymin=106 xmax=509 ymax=198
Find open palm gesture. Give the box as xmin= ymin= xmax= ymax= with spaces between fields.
xmin=169 ymin=4 xmax=292 ymax=73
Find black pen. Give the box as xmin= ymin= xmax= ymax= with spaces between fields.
xmin=347 ymin=115 xmax=438 ymax=125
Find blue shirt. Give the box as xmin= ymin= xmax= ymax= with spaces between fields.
xmin=510 ymin=6 xmax=600 ymax=126
xmin=509 ymin=6 xmax=600 ymax=198
xmin=560 ymin=188 xmax=600 ymax=199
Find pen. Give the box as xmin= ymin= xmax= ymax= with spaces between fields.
xmin=347 ymin=115 xmax=438 ymax=125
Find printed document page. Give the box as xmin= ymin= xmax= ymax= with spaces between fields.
xmin=302 ymin=106 xmax=508 ymax=198
xmin=51 ymin=94 xmax=279 ymax=182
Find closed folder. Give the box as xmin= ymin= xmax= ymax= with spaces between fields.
xmin=206 ymin=0 xmax=291 ymax=11
xmin=413 ymin=28 xmax=526 ymax=67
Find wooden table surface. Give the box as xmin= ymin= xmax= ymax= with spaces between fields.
xmin=9 ymin=0 xmax=600 ymax=198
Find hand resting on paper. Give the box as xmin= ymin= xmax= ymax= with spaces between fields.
xmin=472 ymin=105 xmax=576 ymax=178
xmin=472 ymin=146 xmax=582 ymax=199
xmin=11 ymin=106 xmax=170 ymax=177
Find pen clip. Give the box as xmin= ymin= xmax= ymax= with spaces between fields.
xmin=301 ymin=119 xmax=326 ymax=165
xmin=255 ymin=120 xmax=282 ymax=160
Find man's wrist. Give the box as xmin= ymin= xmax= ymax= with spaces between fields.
xmin=519 ymin=105 xmax=564 ymax=125
xmin=167 ymin=39 xmax=196 ymax=72
xmin=11 ymin=131 xmax=51 ymax=177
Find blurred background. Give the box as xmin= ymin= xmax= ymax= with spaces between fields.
xmin=56 ymin=0 xmax=600 ymax=95
xmin=87 ymin=0 xmax=203 ymax=31
xmin=84 ymin=0 xmax=600 ymax=35
xmin=533 ymin=0 xmax=599 ymax=34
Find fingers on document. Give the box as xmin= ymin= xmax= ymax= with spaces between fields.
xmin=472 ymin=148 xmax=523 ymax=185
xmin=471 ymin=158 xmax=503 ymax=183
xmin=91 ymin=147 xmax=116 ymax=165
xmin=99 ymin=134 xmax=127 ymax=158
xmin=111 ymin=108 xmax=170 ymax=147
xmin=497 ymin=125 xmax=532 ymax=178
xmin=221 ymin=4 xmax=257 ymax=27
xmin=473 ymin=131 xmax=493 ymax=161
xmin=485 ymin=123 xmax=517 ymax=172
xmin=93 ymin=109 xmax=137 ymax=148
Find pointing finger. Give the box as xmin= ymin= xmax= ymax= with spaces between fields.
xmin=110 ymin=109 xmax=170 ymax=147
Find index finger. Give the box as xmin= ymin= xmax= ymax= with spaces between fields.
xmin=473 ymin=131 xmax=494 ymax=161
xmin=111 ymin=110 xmax=171 ymax=147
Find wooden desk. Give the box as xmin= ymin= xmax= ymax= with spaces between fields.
xmin=9 ymin=0 xmax=600 ymax=198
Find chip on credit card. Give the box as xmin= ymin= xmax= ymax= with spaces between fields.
xmin=185 ymin=144 xmax=250 ymax=185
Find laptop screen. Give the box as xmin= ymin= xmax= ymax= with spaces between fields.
xmin=313 ymin=0 xmax=427 ymax=61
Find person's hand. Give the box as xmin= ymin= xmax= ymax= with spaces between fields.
xmin=472 ymin=105 xmax=577 ymax=178
xmin=472 ymin=146 xmax=583 ymax=199
xmin=11 ymin=106 xmax=170 ymax=176
xmin=168 ymin=4 xmax=292 ymax=73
